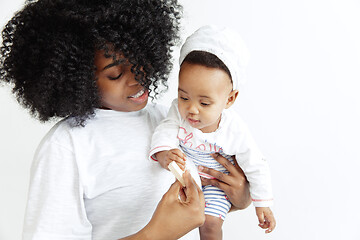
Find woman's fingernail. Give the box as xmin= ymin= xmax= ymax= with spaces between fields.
xmin=198 ymin=166 xmax=204 ymax=171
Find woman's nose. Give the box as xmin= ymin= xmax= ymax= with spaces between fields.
xmin=127 ymin=77 xmax=140 ymax=87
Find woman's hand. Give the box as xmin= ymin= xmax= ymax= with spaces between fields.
xmin=136 ymin=170 xmax=205 ymax=240
xmin=198 ymin=153 xmax=252 ymax=210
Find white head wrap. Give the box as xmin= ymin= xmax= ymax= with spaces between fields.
xmin=179 ymin=25 xmax=250 ymax=90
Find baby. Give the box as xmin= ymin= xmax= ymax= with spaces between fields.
xmin=150 ymin=25 xmax=276 ymax=239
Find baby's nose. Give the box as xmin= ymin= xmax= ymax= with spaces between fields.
xmin=188 ymin=104 xmax=199 ymax=114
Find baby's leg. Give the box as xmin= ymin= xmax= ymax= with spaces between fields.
xmin=200 ymin=185 xmax=231 ymax=240
xmin=199 ymin=215 xmax=224 ymax=240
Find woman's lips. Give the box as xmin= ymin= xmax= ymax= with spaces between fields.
xmin=128 ymin=88 xmax=148 ymax=103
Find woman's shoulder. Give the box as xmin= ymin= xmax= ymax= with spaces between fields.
xmin=38 ymin=118 xmax=76 ymax=150
xmin=145 ymin=102 xmax=169 ymax=120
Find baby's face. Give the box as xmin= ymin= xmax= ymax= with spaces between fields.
xmin=178 ymin=62 xmax=235 ymax=133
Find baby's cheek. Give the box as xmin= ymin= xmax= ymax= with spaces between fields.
xmin=179 ymin=108 xmax=187 ymax=119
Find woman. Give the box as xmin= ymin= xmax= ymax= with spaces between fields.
xmin=0 ymin=0 xmax=251 ymax=239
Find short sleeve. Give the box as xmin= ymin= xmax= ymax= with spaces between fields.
xmin=23 ymin=133 xmax=92 ymax=240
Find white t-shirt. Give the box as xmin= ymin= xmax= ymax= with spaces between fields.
xmin=150 ymin=99 xmax=273 ymax=207
xmin=23 ymin=104 xmax=200 ymax=240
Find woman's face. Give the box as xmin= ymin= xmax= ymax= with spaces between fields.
xmin=94 ymin=50 xmax=149 ymax=112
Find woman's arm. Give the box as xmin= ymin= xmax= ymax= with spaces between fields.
xmin=198 ymin=153 xmax=252 ymax=210
xmin=120 ymin=170 xmax=205 ymax=240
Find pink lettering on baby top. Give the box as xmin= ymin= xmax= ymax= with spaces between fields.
xmin=177 ymin=127 xmax=222 ymax=152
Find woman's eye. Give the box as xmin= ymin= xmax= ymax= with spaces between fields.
xmin=108 ymin=73 xmax=123 ymax=80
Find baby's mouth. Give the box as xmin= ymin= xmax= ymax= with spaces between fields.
xmin=188 ymin=118 xmax=200 ymax=124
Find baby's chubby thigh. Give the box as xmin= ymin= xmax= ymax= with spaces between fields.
xmin=202 ymin=185 xmax=231 ymax=221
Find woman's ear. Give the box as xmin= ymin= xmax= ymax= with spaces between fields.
xmin=225 ymin=90 xmax=239 ymax=109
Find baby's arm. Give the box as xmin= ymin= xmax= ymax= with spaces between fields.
xmin=150 ymin=99 xmax=182 ymax=161
xmin=155 ymin=148 xmax=186 ymax=170
xmin=232 ymin=116 xmax=275 ymax=232
xmin=256 ymin=207 xmax=276 ymax=233
xmin=234 ymin=118 xmax=274 ymax=205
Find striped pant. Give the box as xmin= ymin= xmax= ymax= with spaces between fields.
xmin=180 ymin=144 xmax=235 ymax=220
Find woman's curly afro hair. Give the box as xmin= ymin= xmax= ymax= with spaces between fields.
xmin=0 ymin=0 xmax=182 ymax=125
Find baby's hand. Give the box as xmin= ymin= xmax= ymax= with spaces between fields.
xmin=256 ymin=207 xmax=276 ymax=234
xmin=155 ymin=149 xmax=186 ymax=170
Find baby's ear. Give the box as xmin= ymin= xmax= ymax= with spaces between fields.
xmin=225 ymin=90 xmax=239 ymax=109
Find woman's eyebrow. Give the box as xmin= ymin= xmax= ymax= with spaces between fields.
xmin=103 ymin=61 xmax=120 ymax=70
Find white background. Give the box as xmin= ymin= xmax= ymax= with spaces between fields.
xmin=1 ymin=0 xmax=360 ymax=239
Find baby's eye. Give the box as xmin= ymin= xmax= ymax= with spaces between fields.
xmin=201 ymin=102 xmax=210 ymax=106
xmin=108 ymin=73 xmax=123 ymax=80
xmin=180 ymin=97 xmax=189 ymax=101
